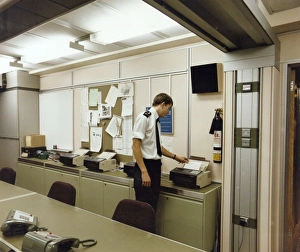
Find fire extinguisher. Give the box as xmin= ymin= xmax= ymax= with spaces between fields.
xmin=209 ymin=109 xmax=223 ymax=163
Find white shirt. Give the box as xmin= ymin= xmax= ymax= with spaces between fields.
xmin=132 ymin=107 xmax=161 ymax=159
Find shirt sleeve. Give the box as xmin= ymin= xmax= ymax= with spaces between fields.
xmin=132 ymin=113 xmax=147 ymax=140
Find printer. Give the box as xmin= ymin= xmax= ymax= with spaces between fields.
xmin=59 ymin=149 xmax=89 ymax=167
xmin=84 ymin=157 xmax=116 ymax=172
xmin=169 ymin=160 xmax=211 ymax=189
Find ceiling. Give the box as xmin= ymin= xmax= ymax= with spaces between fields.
xmin=0 ymin=0 xmax=299 ymax=76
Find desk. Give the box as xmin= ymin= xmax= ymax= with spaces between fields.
xmin=0 ymin=181 xmax=36 ymax=201
xmin=0 ymin=183 xmax=203 ymax=252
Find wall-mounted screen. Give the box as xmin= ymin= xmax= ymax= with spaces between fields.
xmin=191 ymin=63 xmax=219 ymax=93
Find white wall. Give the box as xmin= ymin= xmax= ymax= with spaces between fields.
xmin=40 ymin=42 xmax=224 ymax=182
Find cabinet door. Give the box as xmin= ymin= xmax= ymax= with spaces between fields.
xmin=103 ymin=182 xmax=130 ymax=218
xmin=160 ymin=194 xmax=203 ymax=249
xmin=79 ymin=177 xmax=104 ymax=215
xmin=44 ymin=169 xmax=80 ymax=206
xmin=16 ymin=163 xmax=44 ymax=194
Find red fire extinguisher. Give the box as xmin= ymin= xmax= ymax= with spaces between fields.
xmin=209 ymin=109 xmax=223 ymax=163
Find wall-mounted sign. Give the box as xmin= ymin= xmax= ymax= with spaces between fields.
xmin=146 ymin=107 xmax=173 ymax=134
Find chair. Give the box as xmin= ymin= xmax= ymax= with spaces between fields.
xmin=112 ymin=199 xmax=156 ymax=233
xmin=0 ymin=167 xmax=16 ymax=185
xmin=47 ymin=181 xmax=76 ymax=206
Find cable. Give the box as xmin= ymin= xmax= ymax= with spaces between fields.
xmin=238 ymin=226 xmax=245 ymax=252
xmin=80 ymin=239 xmax=97 ymax=247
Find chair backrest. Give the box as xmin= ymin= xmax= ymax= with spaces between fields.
xmin=112 ymin=199 xmax=156 ymax=233
xmin=47 ymin=181 xmax=76 ymax=206
xmin=0 ymin=167 xmax=16 ymax=185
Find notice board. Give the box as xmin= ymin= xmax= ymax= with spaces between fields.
xmin=81 ymin=83 xmax=134 ymax=164
xmin=81 ymin=84 xmax=122 ymax=151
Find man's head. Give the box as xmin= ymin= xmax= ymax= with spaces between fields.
xmin=152 ymin=93 xmax=173 ymax=118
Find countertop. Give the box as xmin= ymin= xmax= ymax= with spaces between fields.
xmin=18 ymin=157 xmax=221 ymax=201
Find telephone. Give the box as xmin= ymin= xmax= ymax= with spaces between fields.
xmin=22 ymin=231 xmax=80 ymax=252
xmin=1 ymin=210 xmax=38 ymax=236
xmin=22 ymin=231 xmax=97 ymax=252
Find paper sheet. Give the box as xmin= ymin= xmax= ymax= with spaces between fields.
xmin=119 ymin=82 xmax=134 ymax=96
xmin=183 ymin=160 xmax=209 ymax=171
xmin=90 ymin=127 xmax=102 ymax=152
xmin=121 ymin=97 xmax=133 ymax=116
xmin=73 ymin=149 xmax=89 ymax=156
xmin=89 ymin=88 xmax=98 ymax=106
xmin=105 ymin=85 xmax=121 ymax=107
xmin=89 ymin=110 xmax=98 ymax=126
xmin=99 ymin=104 xmax=112 ymax=119
xmin=96 ymin=151 xmax=116 ymax=159
xmin=106 ymin=115 xmax=122 ymax=137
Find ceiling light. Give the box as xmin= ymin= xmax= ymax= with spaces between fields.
xmin=21 ymin=41 xmax=85 ymax=64
xmin=90 ymin=1 xmax=178 ymax=45
xmin=9 ymin=61 xmax=23 ymax=68
xmin=69 ymin=41 xmax=84 ymax=51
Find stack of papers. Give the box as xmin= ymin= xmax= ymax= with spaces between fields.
xmin=183 ymin=160 xmax=209 ymax=172
xmin=96 ymin=151 xmax=116 ymax=160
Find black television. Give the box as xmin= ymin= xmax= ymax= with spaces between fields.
xmin=191 ymin=63 xmax=219 ymax=93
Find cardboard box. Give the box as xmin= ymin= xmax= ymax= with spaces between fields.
xmin=25 ymin=134 xmax=45 ymax=148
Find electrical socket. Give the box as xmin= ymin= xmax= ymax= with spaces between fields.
xmin=240 ymin=216 xmax=249 ymax=227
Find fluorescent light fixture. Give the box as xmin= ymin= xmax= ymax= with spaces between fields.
xmin=21 ymin=41 xmax=85 ymax=64
xmin=0 ymin=57 xmax=13 ymax=74
xmin=9 ymin=61 xmax=23 ymax=68
xmin=90 ymin=1 xmax=178 ymax=45
xmin=69 ymin=41 xmax=84 ymax=51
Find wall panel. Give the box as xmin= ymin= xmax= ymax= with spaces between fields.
xmin=120 ymin=49 xmax=188 ymax=78
xmin=73 ymin=62 xmax=119 ymax=85
xmin=40 ymin=72 xmax=72 ymax=90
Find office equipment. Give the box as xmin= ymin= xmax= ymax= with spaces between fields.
xmin=84 ymin=157 xmax=116 ymax=172
xmin=123 ymin=161 xmax=136 ymax=177
xmin=112 ymin=199 xmax=156 ymax=233
xmin=0 ymin=167 xmax=16 ymax=185
xmin=22 ymin=231 xmax=80 ymax=252
xmin=191 ymin=63 xmax=220 ymax=93
xmin=21 ymin=146 xmax=47 ymax=158
xmin=1 ymin=210 xmax=38 ymax=236
xmin=169 ymin=161 xmax=212 ymax=189
xmin=59 ymin=153 xmax=85 ymax=166
xmin=47 ymin=181 xmax=76 ymax=206
xmin=59 ymin=149 xmax=89 ymax=167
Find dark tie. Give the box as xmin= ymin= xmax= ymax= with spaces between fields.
xmin=156 ymin=118 xmax=162 ymax=156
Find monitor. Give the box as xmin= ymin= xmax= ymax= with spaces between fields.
xmin=191 ymin=63 xmax=219 ymax=93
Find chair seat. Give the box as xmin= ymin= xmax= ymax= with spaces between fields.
xmin=112 ymin=199 xmax=156 ymax=233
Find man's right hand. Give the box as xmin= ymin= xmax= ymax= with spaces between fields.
xmin=141 ymin=170 xmax=151 ymax=187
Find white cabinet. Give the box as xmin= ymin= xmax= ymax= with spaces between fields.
xmin=103 ymin=182 xmax=131 ymax=218
xmin=44 ymin=168 xmax=81 ymax=206
xmin=79 ymin=170 xmax=134 ymax=218
xmin=157 ymin=183 xmax=220 ymax=251
xmin=16 ymin=161 xmax=44 ymax=194
xmin=80 ymin=177 xmax=104 ymax=215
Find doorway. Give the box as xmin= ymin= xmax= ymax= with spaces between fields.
xmin=285 ymin=64 xmax=300 ymax=252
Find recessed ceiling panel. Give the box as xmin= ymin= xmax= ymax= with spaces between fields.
xmin=261 ymin=0 xmax=300 ymax=14
xmin=0 ymin=0 xmax=94 ymax=42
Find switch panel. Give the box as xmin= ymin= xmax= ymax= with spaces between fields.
xmin=242 ymin=128 xmax=251 ymax=138
xmin=241 ymin=138 xmax=251 ymax=147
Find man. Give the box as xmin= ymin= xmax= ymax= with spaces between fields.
xmin=132 ymin=93 xmax=189 ymax=211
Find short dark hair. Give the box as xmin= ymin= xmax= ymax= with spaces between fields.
xmin=152 ymin=93 xmax=173 ymax=106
